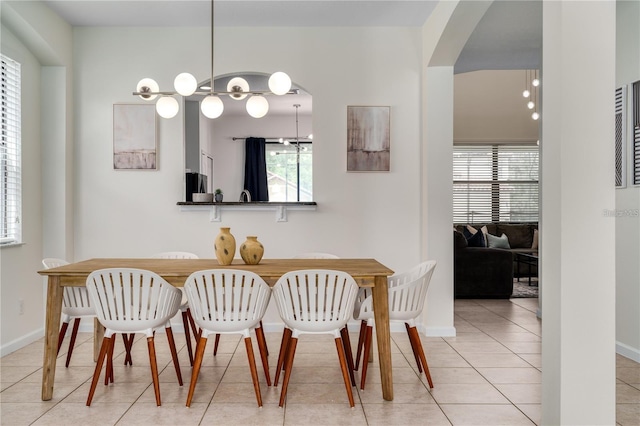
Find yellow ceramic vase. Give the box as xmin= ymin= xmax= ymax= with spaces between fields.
xmin=214 ymin=227 xmax=236 ymax=265
xmin=239 ymin=236 xmax=264 ymax=265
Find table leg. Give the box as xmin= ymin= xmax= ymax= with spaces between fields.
xmin=372 ymin=275 xmax=393 ymax=401
xmin=93 ymin=318 xmax=104 ymax=362
xmin=42 ymin=276 xmax=63 ymax=400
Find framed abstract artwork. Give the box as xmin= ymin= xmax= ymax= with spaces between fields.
xmin=347 ymin=105 xmax=390 ymax=172
xmin=113 ymin=104 xmax=157 ymax=170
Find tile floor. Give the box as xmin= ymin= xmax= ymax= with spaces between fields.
xmin=1 ymin=298 xmax=638 ymax=425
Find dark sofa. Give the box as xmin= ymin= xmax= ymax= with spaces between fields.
xmin=453 ymin=223 xmax=538 ymax=298
xmin=454 ymin=230 xmax=514 ymax=298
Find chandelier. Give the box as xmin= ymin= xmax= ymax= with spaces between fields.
xmin=522 ymin=69 xmax=541 ymax=121
xmin=133 ymin=0 xmax=292 ymax=119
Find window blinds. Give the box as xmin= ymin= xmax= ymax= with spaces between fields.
xmin=453 ymin=144 xmax=539 ymax=223
xmin=633 ymin=81 xmax=640 ymax=186
xmin=1 ymin=54 xmax=21 ymax=244
xmin=615 ymin=86 xmax=626 ymax=187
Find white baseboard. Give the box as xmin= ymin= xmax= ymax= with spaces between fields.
xmin=616 ymin=341 xmax=640 ymax=363
xmin=1 ymin=328 xmax=44 ymax=357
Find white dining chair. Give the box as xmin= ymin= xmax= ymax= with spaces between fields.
xmin=277 ymin=252 xmax=356 ymax=387
xmin=42 ymin=258 xmax=97 ymax=368
xmin=85 ymin=268 xmax=183 ymax=406
xmin=354 ymin=260 xmax=437 ymax=389
xmin=151 ymin=251 xmax=200 ymax=366
xmin=272 ymin=269 xmax=359 ymax=407
xmin=184 ymin=269 xmax=272 ymax=407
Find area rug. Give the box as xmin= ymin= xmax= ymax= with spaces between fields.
xmin=511 ymin=278 xmax=539 ymax=298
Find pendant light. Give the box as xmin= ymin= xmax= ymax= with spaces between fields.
xmin=133 ymin=0 xmax=292 ymax=119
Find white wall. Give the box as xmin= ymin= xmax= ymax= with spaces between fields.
xmin=541 ymin=2 xmax=616 ymax=423
xmin=615 ymin=0 xmax=640 ymax=362
xmin=0 ymin=25 xmax=45 ymax=353
xmin=454 ymin=70 xmax=539 ymax=142
xmin=0 ymin=1 xmax=73 ymax=355
xmin=72 ymin=26 xmax=437 ymax=327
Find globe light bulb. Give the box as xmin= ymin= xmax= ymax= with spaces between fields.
xmin=268 ymin=72 xmax=292 ymax=95
xmin=523 ymin=90 xmax=530 ymax=98
xmin=227 ymin=77 xmax=250 ymax=100
xmin=527 ymin=101 xmax=535 ymax=110
xmin=246 ymin=95 xmax=269 ymax=118
xmin=156 ymin=96 xmax=179 ymax=118
xmin=532 ymin=112 xmax=540 ymax=120
xmin=308 ymin=134 xmax=313 ymax=140
xmin=532 ymin=78 xmax=540 ymax=87
xmin=201 ymin=95 xmax=224 ymax=119
xmin=136 ymin=78 xmax=159 ymax=101
xmin=284 ymin=140 xmax=290 ymax=145
xmin=174 ymin=72 xmax=197 ymax=96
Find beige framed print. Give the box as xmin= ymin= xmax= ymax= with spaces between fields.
xmin=113 ymin=104 xmax=157 ymax=170
xmin=347 ymin=105 xmax=390 ymax=172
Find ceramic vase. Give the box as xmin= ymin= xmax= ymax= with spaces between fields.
xmin=239 ymin=236 xmax=264 ymax=265
xmin=214 ymin=227 xmax=236 ymax=265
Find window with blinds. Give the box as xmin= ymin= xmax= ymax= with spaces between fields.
xmin=615 ymin=86 xmax=626 ymax=188
xmin=453 ymin=144 xmax=539 ymax=223
xmin=633 ymin=80 xmax=640 ymax=186
xmin=1 ymin=54 xmax=21 ymax=245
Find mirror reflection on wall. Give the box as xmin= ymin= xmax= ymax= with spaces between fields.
xmin=184 ymin=72 xmax=312 ymax=202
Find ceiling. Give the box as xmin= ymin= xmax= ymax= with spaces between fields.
xmin=43 ymin=0 xmax=541 ymax=72
xmin=41 ymin=0 xmax=541 ymax=114
xmin=43 ymin=1 xmax=440 ymax=27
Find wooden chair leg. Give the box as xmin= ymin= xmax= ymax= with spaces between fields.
xmin=213 ymin=334 xmax=221 ymax=356
xmin=122 ymin=333 xmax=134 ymax=366
xmin=86 ymin=336 xmax=111 ymax=406
xmin=255 ymin=326 xmax=272 ymax=386
xmin=186 ymin=309 xmax=201 ymax=344
xmin=244 ymin=337 xmax=263 ymax=407
xmin=354 ymin=320 xmax=367 ymax=371
xmin=147 ymin=336 xmax=162 ymax=406
xmin=340 ymin=326 xmax=356 ymax=387
xmin=334 ymin=337 xmax=355 ymax=408
xmin=359 ymin=324 xmax=373 ymax=390
xmin=278 ymin=336 xmax=298 ymax=407
xmin=105 ymin=335 xmax=116 ymax=385
xmin=165 ymin=326 xmax=183 ymax=386
xmin=186 ymin=336 xmax=208 ymax=407
xmin=274 ymin=327 xmax=292 ymax=386
xmin=407 ymin=326 xmax=433 ymax=388
xmin=182 ymin=310 xmax=194 ymax=366
xmin=259 ymin=320 xmax=269 ymax=356
xmin=65 ymin=318 xmax=81 ymax=367
xmin=405 ymin=322 xmax=423 ymax=373
xmin=57 ymin=321 xmax=70 ymax=355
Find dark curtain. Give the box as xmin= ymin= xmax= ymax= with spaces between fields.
xmin=244 ymin=137 xmax=269 ymax=201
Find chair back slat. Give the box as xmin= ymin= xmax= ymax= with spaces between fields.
xmin=43 ymin=258 xmax=95 ymax=316
xmin=273 ymin=269 xmax=358 ymax=334
xmin=388 ymin=261 xmax=437 ymax=321
xmin=86 ymin=268 xmax=181 ymax=333
xmin=184 ymin=269 xmax=271 ymax=333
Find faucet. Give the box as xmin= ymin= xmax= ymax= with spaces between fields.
xmin=239 ymin=189 xmax=252 ymax=202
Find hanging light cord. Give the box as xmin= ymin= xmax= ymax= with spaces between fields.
xmin=210 ymin=0 xmax=214 ymax=95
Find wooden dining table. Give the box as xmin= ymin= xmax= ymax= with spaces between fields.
xmin=37 ymin=257 xmax=396 ymax=401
